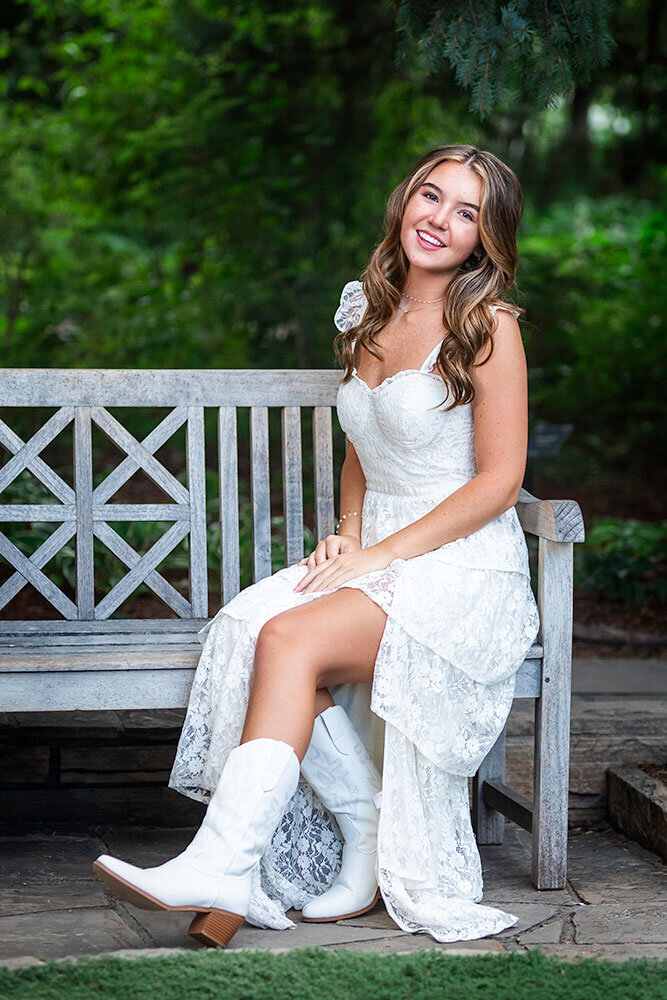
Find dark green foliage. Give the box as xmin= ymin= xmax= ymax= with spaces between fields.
xmin=518 ymin=196 xmax=666 ymax=480
xmin=395 ymin=0 xmax=616 ymax=118
xmin=0 ymin=947 xmax=665 ymax=1000
xmin=0 ymin=0 xmax=402 ymax=370
xmin=0 ymin=0 xmax=663 ymax=491
xmin=575 ymin=518 xmax=667 ymax=604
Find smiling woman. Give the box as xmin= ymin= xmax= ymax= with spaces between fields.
xmin=334 ymin=147 xmax=526 ymax=414
xmin=407 ymin=173 xmax=481 ymax=256
xmin=93 ymin=143 xmax=539 ymax=951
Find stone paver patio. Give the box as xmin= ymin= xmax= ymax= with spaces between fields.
xmin=2 ymin=654 xmax=665 ymax=968
xmin=1 ymin=822 xmax=665 ymax=968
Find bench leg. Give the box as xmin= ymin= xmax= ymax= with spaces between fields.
xmin=531 ymin=537 xmax=573 ymax=890
xmin=472 ymin=724 xmax=506 ymax=845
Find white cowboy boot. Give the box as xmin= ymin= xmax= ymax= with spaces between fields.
xmin=93 ymin=737 xmax=299 ymax=948
xmin=300 ymin=704 xmax=382 ymax=921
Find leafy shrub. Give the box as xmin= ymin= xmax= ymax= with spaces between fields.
xmin=574 ymin=517 xmax=667 ymax=605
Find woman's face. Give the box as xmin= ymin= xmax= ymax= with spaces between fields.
xmin=400 ymin=160 xmax=483 ymax=276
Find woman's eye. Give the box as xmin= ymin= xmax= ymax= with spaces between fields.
xmin=421 ymin=193 xmax=474 ymax=220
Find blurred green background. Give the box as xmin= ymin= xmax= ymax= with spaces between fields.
xmin=0 ymin=1 xmax=664 ymax=618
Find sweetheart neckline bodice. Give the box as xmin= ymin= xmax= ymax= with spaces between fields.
xmin=340 ymin=284 xmax=520 ymax=395
xmin=351 ymin=337 xmax=445 ymax=392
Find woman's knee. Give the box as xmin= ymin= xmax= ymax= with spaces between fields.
xmin=253 ymin=612 xmax=314 ymax=686
xmin=254 ymin=591 xmax=383 ymax=687
xmin=256 ymin=610 xmax=307 ymax=653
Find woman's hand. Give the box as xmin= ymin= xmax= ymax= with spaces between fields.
xmin=297 ymin=532 xmax=361 ymax=571
xmin=294 ymin=541 xmax=398 ymax=594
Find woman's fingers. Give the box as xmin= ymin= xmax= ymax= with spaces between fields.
xmin=298 ymin=545 xmax=324 ymax=567
xmin=293 ymin=556 xmax=340 ymax=593
xmin=296 ymin=535 xmax=347 ymax=577
xmin=299 ymin=533 xmax=351 ymax=570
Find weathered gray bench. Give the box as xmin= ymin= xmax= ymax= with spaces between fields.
xmin=0 ymin=369 xmax=585 ymax=890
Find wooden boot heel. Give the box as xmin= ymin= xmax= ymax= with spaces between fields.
xmin=188 ymin=909 xmax=245 ymax=948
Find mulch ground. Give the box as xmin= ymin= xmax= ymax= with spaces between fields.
xmin=638 ymin=763 xmax=667 ymax=784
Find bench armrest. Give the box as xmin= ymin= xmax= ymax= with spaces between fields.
xmin=515 ymin=487 xmax=585 ymax=543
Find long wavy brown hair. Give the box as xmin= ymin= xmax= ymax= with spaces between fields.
xmin=333 ymin=144 xmax=526 ymax=412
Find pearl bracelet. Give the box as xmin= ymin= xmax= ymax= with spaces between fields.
xmin=335 ymin=511 xmax=359 ymax=534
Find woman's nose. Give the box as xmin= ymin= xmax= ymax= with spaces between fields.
xmin=431 ymin=214 xmax=449 ymax=234
xmin=428 ymin=206 xmax=450 ymax=230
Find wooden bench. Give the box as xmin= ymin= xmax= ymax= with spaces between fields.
xmin=0 ymin=368 xmax=585 ymax=890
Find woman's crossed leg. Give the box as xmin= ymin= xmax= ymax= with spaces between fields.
xmin=240 ymin=587 xmax=387 ymax=761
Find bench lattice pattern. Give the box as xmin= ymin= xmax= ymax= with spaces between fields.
xmin=0 ymin=405 xmax=207 ymax=620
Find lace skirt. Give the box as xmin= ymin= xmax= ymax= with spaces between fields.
xmin=168 ymin=488 xmax=540 ymax=942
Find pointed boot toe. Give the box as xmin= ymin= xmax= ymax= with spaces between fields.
xmin=302 ymin=883 xmax=381 ymax=922
xmin=91 ymin=737 xmax=300 ymax=948
xmin=93 ymin=855 xmax=176 ymax=912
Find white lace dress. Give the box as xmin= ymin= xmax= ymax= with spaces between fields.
xmin=169 ymin=279 xmax=540 ymax=943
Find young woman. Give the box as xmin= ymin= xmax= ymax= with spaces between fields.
xmin=94 ymin=144 xmax=540 ymax=948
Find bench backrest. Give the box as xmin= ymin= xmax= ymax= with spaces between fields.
xmin=0 ymin=369 xmax=341 ymax=622
xmin=0 ymin=368 xmax=581 ymax=628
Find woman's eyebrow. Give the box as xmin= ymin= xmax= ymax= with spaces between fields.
xmin=421 ymin=181 xmax=479 ymax=212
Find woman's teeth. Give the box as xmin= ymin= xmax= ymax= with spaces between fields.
xmin=417 ymin=230 xmax=445 ymax=248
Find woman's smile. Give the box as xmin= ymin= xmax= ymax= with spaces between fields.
xmin=416 ymin=228 xmax=448 ymax=251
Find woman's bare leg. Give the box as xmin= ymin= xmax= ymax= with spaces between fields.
xmin=240 ymin=588 xmax=387 ymax=762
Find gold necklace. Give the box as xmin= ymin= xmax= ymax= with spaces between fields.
xmin=402 ymin=291 xmax=447 ymax=303
xmin=398 ymin=297 xmax=445 ymax=315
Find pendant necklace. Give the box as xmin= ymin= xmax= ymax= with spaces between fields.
xmin=399 ymin=292 xmax=446 ymax=315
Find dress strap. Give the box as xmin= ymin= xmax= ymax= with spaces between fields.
xmin=421 ymin=304 xmax=519 ymax=374
xmin=421 ymin=339 xmax=445 ymax=373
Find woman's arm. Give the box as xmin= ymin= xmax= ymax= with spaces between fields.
xmin=376 ymin=309 xmax=528 ymax=562
xmin=297 ymin=439 xmax=366 ymax=573
xmin=337 ymin=440 xmax=366 ymax=543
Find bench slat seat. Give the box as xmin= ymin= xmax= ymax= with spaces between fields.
xmin=0 ymin=629 xmax=544 ymax=707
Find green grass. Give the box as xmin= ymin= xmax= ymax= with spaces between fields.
xmin=1 ymin=947 xmax=665 ymax=1000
